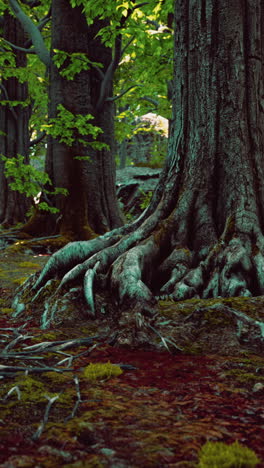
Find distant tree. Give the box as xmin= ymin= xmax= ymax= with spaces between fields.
xmin=8 ymin=0 xmax=124 ymax=238
xmin=16 ymin=0 xmax=264 ymax=350
xmin=0 ymin=11 xmax=31 ymax=226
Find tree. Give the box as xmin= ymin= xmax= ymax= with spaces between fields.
xmin=0 ymin=11 xmax=32 ymax=226
xmin=43 ymin=0 xmax=126 ymax=237
xmin=15 ymin=0 xmax=264 ymax=351
xmin=5 ymin=0 xmax=124 ymax=238
xmin=2 ymin=0 xmax=174 ymax=235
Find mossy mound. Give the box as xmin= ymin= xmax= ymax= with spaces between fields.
xmin=198 ymin=441 xmax=260 ymax=468
xmin=83 ymin=362 xmax=123 ymax=381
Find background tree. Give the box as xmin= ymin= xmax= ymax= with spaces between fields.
xmin=7 ymin=0 xmax=125 ymax=238
xmin=1 ymin=0 xmax=174 ymax=237
xmin=15 ymin=0 xmax=264 ymax=348
xmin=0 ymin=10 xmax=31 ymax=226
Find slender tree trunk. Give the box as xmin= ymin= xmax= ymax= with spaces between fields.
xmin=0 ymin=12 xmax=31 ymax=226
xmin=15 ymin=0 xmax=264 ymax=351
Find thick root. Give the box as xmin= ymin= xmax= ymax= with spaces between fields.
xmin=165 ymin=237 xmax=260 ymax=301
xmin=110 ymin=235 xmax=160 ymax=313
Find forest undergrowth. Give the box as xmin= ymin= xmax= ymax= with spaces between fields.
xmin=0 ymin=242 xmax=263 ymax=467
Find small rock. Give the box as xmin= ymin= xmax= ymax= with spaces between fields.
xmin=252 ymin=382 xmax=264 ymax=392
xmin=100 ymin=448 xmax=116 ymax=457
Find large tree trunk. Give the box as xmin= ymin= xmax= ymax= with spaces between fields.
xmin=14 ymin=0 xmax=264 ymax=350
xmin=0 ymin=12 xmax=31 ymax=226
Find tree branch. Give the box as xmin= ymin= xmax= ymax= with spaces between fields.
xmin=96 ymin=3 xmax=146 ymax=111
xmin=2 ymin=38 xmax=36 ymax=54
xmin=107 ymin=85 xmax=140 ymax=102
xmin=8 ymin=0 xmax=51 ymax=66
xmin=120 ymin=35 xmax=135 ymax=57
xmin=24 ymin=8 xmax=51 ymax=48
xmin=140 ymin=96 xmax=159 ymax=107
xmin=96 ymin=35 xmax=122 ymax=112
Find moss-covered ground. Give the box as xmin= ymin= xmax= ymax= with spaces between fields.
xmin=0 ymin=247 xmax=263 ymax=467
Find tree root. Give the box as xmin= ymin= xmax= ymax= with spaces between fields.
xmin=161 ymin=237 xmax=261 ymax=301
xmin=11 ymin=210 xmax=264 ymax=353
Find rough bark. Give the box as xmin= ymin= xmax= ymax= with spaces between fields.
xmin=87 ymin=19 xmax=124 ymax=233
xmin=0 ymin=12 xmax=31 ymax=226
xmin=14 ymin=0 xmax=264 ymax=351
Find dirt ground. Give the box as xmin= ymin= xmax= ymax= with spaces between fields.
xmin=0 ymin=245 xmax=263 ymax=467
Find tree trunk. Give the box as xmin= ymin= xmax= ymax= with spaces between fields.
xmin=15 ymin=0 xmax=264 ymax=350
xmin=0 ymin=12 xmax=31 ymax=226
xmin=23 ymin=1 xmax=123 ymax=239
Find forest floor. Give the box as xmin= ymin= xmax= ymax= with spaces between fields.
xmin=0 ymin=243 xmax=264 ymax=467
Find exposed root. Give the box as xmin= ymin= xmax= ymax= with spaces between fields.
xmin=166 ymin=237 xmax=262 ymax=301
xmin=83 ymin=261 xmax=100 ymax=316
xmin=11 ymin=203 xmax=264 ymax=353
xmin=32 ymin=233 xmax=122 ymax=290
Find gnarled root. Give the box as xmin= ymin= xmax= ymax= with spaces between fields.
xmin=162 ymin=236 xmax=262 ymax=301
xmin=12 ymin=208 xmax=264 ymax=353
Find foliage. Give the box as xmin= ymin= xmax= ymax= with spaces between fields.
xmin=139 ymin=189 xmax=152 ymax=210
xmin=53 ymin=49 xmax=103 ymax=80
xmin=0 ymin=153 xmax=67 ymax=214
xmin=42 ymin=104 xmax=109 ymax=153
xmin=198 ymin=441 xmax=260 ymax=468
xmin=1 ymin=153 xmax=50 ymax=197
xmin=0 ymin=0 xmax=174 ymax=223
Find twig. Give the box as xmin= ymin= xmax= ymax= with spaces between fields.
xmin=2 ymin=38 xmax=36 ymax=54
xmin=23 ymin=335 xmax=100 ymax=353
xmin=0 ymin=364 xmax=73 ymax=373
xmin=65 ymin=376 xmax=81 ymax=421
xmin=0 ymin=354 xmax=45 ymax=359
xmin=3 ymin=385 xmax=21 ymax=401
xmin=29 ymin=130 xmax=46 ymax=147
xmin=32 ymin=395 xmax=59 ymax=440
xmin=56 ymin=344 xmax=98 ymax=367
xmin=3 ymin=334 xmax=33 ymax=353
xmin=107 ymin=85 xmax=140 ymax=102
xmin=147 ymin=324 xmax=183 ymax=352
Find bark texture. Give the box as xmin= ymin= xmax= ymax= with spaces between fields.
xmin=0 ymin=12 xmax=31 ymax=226
xmin=15 ymin=0 xmax=264 ymax=350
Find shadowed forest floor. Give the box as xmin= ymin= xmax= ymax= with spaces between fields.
xmin=0 ymin=245 xmax=263 ymax=467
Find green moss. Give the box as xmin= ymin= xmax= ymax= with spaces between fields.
xmin=158 ymin=296 xmax=264 ymax=323
xmin=62 ymin=456 xmax=105 ymax=468
xmin=1 ymin=376 xmax=51 ymax=403
xmin=198 ymin=441 xmax=260 ymax=468
xmin=1 ymin=374 xmax=74 ymax=406
xmin=18 ymin=261 xmax=40 ymax=268
xmin=0 ymin=307 xmax=14 ymax=313
xmin=13 ymin=277 xmax=28 ymax=285
xmin=223 ymin=369 xmax=264 ymax=384
xmin=82 ymin=362 xmax=123 ymax=381
xmin=43 ymin=371 xmax=74 ymax=385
